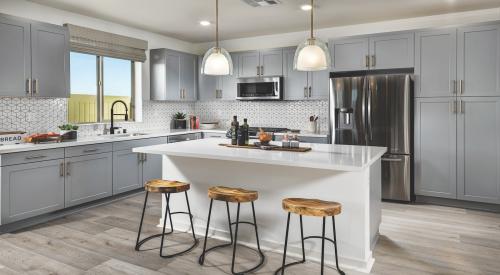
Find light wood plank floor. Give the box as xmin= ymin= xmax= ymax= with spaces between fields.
xmin=0 ymin=193 xmax=499 ymax=275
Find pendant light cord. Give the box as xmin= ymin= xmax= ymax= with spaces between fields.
xmin=310 ymin=0 xmax=314 ymax=39
xmin=216 ymin=0 xmax=219 ymax=48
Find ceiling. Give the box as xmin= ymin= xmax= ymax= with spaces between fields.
xmin=29 ymin=0 xmax=500 ymax=43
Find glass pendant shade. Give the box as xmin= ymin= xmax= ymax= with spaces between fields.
xmin=201 ymin=47 xmax=233 ymax=75
xmin=294 ymin=37 xmax=331 ymax=71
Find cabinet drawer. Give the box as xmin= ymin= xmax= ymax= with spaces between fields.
xmin=168 ymin=133 xmax=200 ymax=143
xmin=113 ymin=137 xmax=168 ymax=151
xmin=203 ymin=132 xmax=228 ymax=139
xmin=65 ymin=143 xmax=112 ymax=157
xmin=1 ymin=148 xmax=64 ymax=166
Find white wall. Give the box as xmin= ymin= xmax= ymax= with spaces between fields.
xmin=195 ymin=7 xmax=500 ymax=53
xmin=0 ymin=0 xmax=198 ymax=101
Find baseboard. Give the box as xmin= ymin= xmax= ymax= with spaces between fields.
xmin=160 ymin=219 xmax=375 ymax=273
xmin=415 ymin=196 xmax=500 ymax=213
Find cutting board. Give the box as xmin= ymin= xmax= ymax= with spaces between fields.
xmin=219 ymin=143 xmax=312 ymax=152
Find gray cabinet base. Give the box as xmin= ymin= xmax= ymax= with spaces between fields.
xmin=416 ymin=195 xmax=500 ymax=213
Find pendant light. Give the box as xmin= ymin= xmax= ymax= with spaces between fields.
xmin=201 ymin=0 xmax=233 ymax=75
xmin=294 ymin=0 xmax=331 ymax=71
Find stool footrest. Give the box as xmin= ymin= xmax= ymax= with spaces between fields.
xmin=230 ymin=221 xmax=255 ymax=226
xmin=135 ymin=232 xmax=173 ymax=251
xmin=303 ymin=235 xmax=336 ymax=245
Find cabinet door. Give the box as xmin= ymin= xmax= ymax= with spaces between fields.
xmin=165 ymin=51 xmax=181 ymax=100
xmin=308 ymin=70 xmax=330 ymax=100
xmin=369 ymin=32 xmax=414 ymax=70
xmin=260 ymin=48 xmax=283 ymax=76
xmin=198 ymin=55 xmax=218 ymax=100
xmin=65 ymin=153 xmax=113 ymax=207
xmin=457 ymin=97 xmax=500 ymax=204
xmin=238 ymin=51 xmax=260 ymax=78
xmin=284 ymin=48 xmax=308 ymax=100
xmin=1 ymin=160 xmax=65 ymax=224
xmin=0 ymin=15 xmax=31 ymax=97
xmin=31 ymin=23 xmax=69 ymax=98
xmin=150 ymin=49 xmax=167 ymax=100
xmin=142 ymin=153 xmax=162 ymax=183
xmin=180 ymin=53 xmax=197 ymax=101
xmin=415 ymin=29 xmax=457 ymax=98
xmin=330 ymin=37 xmax=369 ymax=72
xmin=113 ymin=150 xmax=143 ymax=194
xmin=414 ymin=98 xmax=457 ymax=199
xmin=457 ymin=24 xmax=500 ymax=97
xmin=221 ymin=53 xmax=238 ymax=100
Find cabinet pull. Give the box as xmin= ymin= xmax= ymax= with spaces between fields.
xmin=32 ymin=79 xmax=39 ymax=94
xmin=459 ymin=80 xmax=464 ymax=95
xmin=219 ymin=89 xmax=223 ymax=98
xmin=66 ymin=162 xmax=70 ymax=176
xmin=60 ymin=162 xmax=64 ymax=177
xmin=26 ymin=78 xmax=32 ymax=95
xmin=459 ymin=100 xmax=464 ymax=114
xmin=25 ymin=155 xmax=47 ymax=160
xmin=83 ymin=148 xmax=99 ymax=153
xmin=304 ymin=87 xmax=308 ymax=98
xmin=365 ymin=55 xmax=370 ymax=68
xmin=450 ymin=100 xmax=457 ymax=113
xmin=260 ymin=65 xmax=264 ymax=76
xmin=371 ymin=55 xmax=376 ymax=67
xmin=308 ymin=86 xmax=312 ymax=98
xmin=381 ymin=158 xmax=403 ymax=162
xmin=452 ymin=80 xmax=457 ymax=94
xmin=257 ymin=66 xmax=260 ymax=76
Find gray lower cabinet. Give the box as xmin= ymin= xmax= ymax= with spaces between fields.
xmin=457 ymin=97 xmax=500 ymax=204
xmin=457 ymin=24 xmax=500 ymax=97
xmin=415 ymin=29 xmax=457 ymax=98
xmin=65 ymin=153 xmax=113 ymax=207
xmin=0 ymin=15 xmax=31 ymax=97
xmin=142 ymin=153 xmax=162 ymax=182
xmin=113 ymin=149 xmax=143 ymax=194
xmin=414 ymin=98 xmax=457 ymax=199
xmin=1 ymin=159 xmax=65 ymax=224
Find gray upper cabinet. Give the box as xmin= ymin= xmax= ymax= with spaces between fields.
xmin=309 ymin=69 xmax=330 ymax=100
xmin=457 ymin=97 xmax=500 ymax=204
xmin=284 ymin=47 xmax=308 ymax=100
xmin=113 ymin=149 xmax=143 ymax=194
xmin=330 ymin=37 xmax=369 ymax=71
xmin=30 ymin=22 xmax=69 ymax=98
xmin=330 ymin=32 xmax=414 ymax=71
xmin=198 ymin=53 xmax=238 ymax=100
xmin=414 ymin=98 xmax=457 ymax=199
xmin=0 ymin=14 xmax=69 ymax=98
xmin=1 ymin=159 xmax=65 ymax=224
xmin=65 ymin=152 xmax=113 ymax=207
xmin=457 ymin=24 xmax=500 ymax=97
xmin=238 ymin=51 xmax=260 ymax=78
xmin=369 ymin=32 xmax=414 ymax=70
xmin=0 ymin=15 xmax=31 ymax=97
xmin=220 ymin=52 xmax=239 ymax=100
xmin=259 ymin=48 xmax=283 ymax=76
xmin=415 ymin=29 xmax=457 ymax=98
xmin=150 ymin=48 xmax=198 ymax=101
xmin=198 ymin=55 xmax=218 ymax=100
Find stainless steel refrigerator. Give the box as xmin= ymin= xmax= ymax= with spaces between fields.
xmin=329 ymin=71 xmax=413 ymax=202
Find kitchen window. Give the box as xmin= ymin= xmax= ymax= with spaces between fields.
xmin=68 ymin=52 xmax=135 ymax=123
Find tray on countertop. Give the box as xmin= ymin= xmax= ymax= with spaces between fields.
xmin=219 ymin=143 xmax=311 ymax=152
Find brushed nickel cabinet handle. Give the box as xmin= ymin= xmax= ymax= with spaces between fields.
xmin=25 ymin=155 xmax=47 ymax=160
xmin=257 ymin=66 xmax=260 ymax=76
xmin=304 ymin=87 xmax=308 ymax=98
xmin=371 ymin=55 xmax=376 ymax=67
xmin=452 ymin=80 xmax=457 ymax=94
xmin=26 ymin=78 xmax=32 ymax=95
xmin=460 ymin=100 xmax=465 ymax=114
xmin=60 ymin=162 xmax=64 ymax=177
xmin=450 ymin=100 xmax=457 ymax=113
xmin=260 ymin=65 xmax=264 ymax=76
xmin=83 ymin=148 xmax=99 ymax=153
xmin=459 ymin=80 xmax=464 ymax=95
xmin=143 ymin=154 xmax=147 ymax=162
xmin=66 ymin=162 xmax=70 ymax=176
xmin=365 ymin=55 xmax=370 ymax=68
xmin=32 ymin=78 xmax=39 ymax=94
xmin=309 ymin=86 xmax=312 ymax=98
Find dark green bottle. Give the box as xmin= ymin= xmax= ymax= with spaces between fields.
xmin=242 ymin=118 xmax=249 ymax=145
xmin=231 ymin=116 xmax=239 ymax=145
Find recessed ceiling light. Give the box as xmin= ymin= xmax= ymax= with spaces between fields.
xmin=199 ymin=20 xmax=211 ymax=26
xmin=300 ymin=4 xmax=312 ymax=11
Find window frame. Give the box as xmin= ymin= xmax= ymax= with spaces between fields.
xmin=69 ymin=51 xmax=136 ymax=124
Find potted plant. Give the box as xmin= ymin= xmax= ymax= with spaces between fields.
xmin=173 ymin=112 xmax=187 ymax=129
xmin=58 ymin=124 xmax=79 ymax=140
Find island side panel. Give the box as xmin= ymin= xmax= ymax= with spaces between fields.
xmin=161 ymin=155 xmax=377 ymax=273
xmin=370 ymin=159 xmax=382 ymax=250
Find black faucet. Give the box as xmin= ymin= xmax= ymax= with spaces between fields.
xmin=110 ymin=100 xmax=129 ymax=134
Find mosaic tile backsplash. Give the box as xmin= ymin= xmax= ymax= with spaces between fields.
xmin=0 ymin=98 xmax=329 ymax=136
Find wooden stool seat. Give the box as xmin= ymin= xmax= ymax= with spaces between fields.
xmin=145 ymin=179 xmax=190 ymax=193
xmin=282 ymin=198 xmax=342 ymax=217
xmin=208 ymin=186 xmax=258 ymax=203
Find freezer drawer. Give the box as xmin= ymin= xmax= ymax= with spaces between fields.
xmin=382 ymin=154 xmax=411 ymax=201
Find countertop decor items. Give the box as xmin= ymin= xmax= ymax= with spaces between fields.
xmin=294 ymin=0 xmax=331 ymax=71
xmin=200 ymin=0 xmax=233 ymax=76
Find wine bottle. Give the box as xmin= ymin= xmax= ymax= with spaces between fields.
xmin=242 ymin=118 xmax=249 ymax=145
xmin=231 ymin=116 xmax=239 ymax=145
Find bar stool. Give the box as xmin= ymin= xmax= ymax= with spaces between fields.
xmin=276 ymin=198 xmax=345 ymax=275
xmin=135 ymin=179 xmax=198 ymax=258
xmin=198 ymin=186 xmax=265 ymax=274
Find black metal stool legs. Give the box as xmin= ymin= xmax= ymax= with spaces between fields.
xmin=199 ymin=201 xmax=265 ymax=275
xmin=275 ymin=214 xmax=344 ymax=275
xmin=135 ymin=192 xmax=174 ymax=251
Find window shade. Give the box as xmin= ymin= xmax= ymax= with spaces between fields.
xmin=64 ymin=24 xmax=148 ymax=62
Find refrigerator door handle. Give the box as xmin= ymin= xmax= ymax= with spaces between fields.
xmin=361 ymin=77 xmax=368 ymax=144
xmin=367 ymin=79 xmax=373 ymax=141
xmin=382 ymin=157 xmax=403 ymax=162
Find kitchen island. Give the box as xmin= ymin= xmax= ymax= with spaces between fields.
xmin=133 ymin=139 xmax=386 ymax=273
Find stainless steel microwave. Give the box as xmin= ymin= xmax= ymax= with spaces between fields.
xmin=237 ymin=76 xmax=283 ymax=100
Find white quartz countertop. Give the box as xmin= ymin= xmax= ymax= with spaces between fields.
xmin=0 ymin=129 xmax=214 ymax=154
xmin=133 ymin=138 xmax=386 ymax=172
